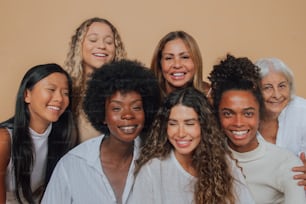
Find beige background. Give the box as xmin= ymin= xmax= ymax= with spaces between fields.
xmin=1 ymin=0 xmax=305 ymax=121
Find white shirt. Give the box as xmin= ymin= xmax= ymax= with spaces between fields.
xmin=230 ymin=135 xmax=306 ymax=204
xmin=128 ymin=151 xmax=255 ymax=204
xmin=275 ymin=96 xmax=306 ymax=156
xmin=42 ymin=134 xmax=140 ymax=204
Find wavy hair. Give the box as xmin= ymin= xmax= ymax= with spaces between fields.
xmin=150 ymin=31 xmax=210 ymax=98
xmin=64 ymin=17 xmax=127 ymax=117
xmin=0 ymin=63 xmax=77 ymax=203
xmin=135 ymin=87 xmax=236 ymax=204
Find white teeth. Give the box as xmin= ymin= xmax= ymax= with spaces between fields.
xmin=120 ymin=126 xmax=136 ymax=134
xmin=48 ymin=106 xmax=60 ymax=111
xmin=177 ymin=140 xmax=190 ymax=145
xmin=232 ymin=130 xmax=248 ymax=136
xmin=172 ymin=73 xmax=184 ymax=76
xmin=94 ymin=53 xmax=106 ymax=57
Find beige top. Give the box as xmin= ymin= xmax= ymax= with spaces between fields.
xmin=77 ymin=109 xmax=101 ymax=143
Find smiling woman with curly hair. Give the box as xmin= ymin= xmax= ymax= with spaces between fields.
xmin=129 ymin=86 xmax=254 ymax=204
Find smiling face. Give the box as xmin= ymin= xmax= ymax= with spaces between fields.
xmin=104 ymin=91 xmax=145 ymax=144
xmin=167 ymin=104 xmax=201 ymax=160
xmin=25 ymin=72 xmax=70 ymax=131
xmin=218 ymin=90 xmax=259 ymax=153
xmin=160 ymin=38 xmax=195 ymax=94
xmin=261 ymin=70 xmax=290 ymax=117
xmin=82 ymin=22 xmax=116 ymax=75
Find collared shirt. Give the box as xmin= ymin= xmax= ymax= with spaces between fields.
xmin=42 ymin=134 xmax=140 ymax=204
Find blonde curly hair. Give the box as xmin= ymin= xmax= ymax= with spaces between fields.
xmin=64 ymin=17 xmax=127 ymax=117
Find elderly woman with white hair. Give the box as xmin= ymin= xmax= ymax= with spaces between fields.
xmin=255 ymin=57 xmax=306 ymax=190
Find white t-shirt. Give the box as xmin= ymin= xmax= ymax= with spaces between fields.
xmin=6 ymin=124 xmax=50 ymax=203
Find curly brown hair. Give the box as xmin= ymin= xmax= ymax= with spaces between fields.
xmin=135 ymin=87 xmax=236 ymax=204
xmin=208 ymin=54 xmax=265 ymax=121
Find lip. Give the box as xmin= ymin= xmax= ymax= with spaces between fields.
xmin=230 ymin=130 xmax=249 ymax=140
xmin=119 ymin=125 xmax=138 ymax=134
xmin=170 ymin=72 xmax=186 ymax=80
xmin=175 ymin=139 xmax=192 ymax=148
xmin=47 ymin=105 xmax=61 ymax=111
xmin=93 ymin=52 xmax=108 ymax=57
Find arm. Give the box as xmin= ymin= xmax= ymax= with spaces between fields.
xmin=282 ymin=157 xmax=306 ymax=204
xmin=41 ymin=159 xmax=72 ymax=204
xmin=292 ymin=152 xmax=306 ymax=190
xmin=0 ymin=128 xmax=11 ymax=203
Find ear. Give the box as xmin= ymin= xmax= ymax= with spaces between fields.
xmin=24 ymin=89 xmax=31 ymax=103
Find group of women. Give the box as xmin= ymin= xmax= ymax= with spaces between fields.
xmin=0 ymin=16 xmax=305 ymax=204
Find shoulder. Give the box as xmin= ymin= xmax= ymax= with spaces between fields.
xmin=285 ymin=96 xmax=306 ymax=111
xmin=263 ymin=140 xmax=301 ymax=165
xmin=0 ymin=128 xmax=11 ymax=170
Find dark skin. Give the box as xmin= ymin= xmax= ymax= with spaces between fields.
xmin=100 ymin=91 xmax=145 ymax=203
xmin=100 ymin=137 xmax=134 ymax=204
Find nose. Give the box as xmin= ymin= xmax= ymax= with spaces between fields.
xmin=233 ymin=115 xmax=243 ymax=127
xmin=177 ymin=124 xmax=186 ymax=138
xmin=98 ymin=40 xmax=106 ymax=49
xmin=172 ymin=58 xmax=182 ymax=69
xmin=271 ymin=87 xmax=281 ymax=98
xmin=121 ymin=109 xmax=135 ymax=120
xmin=53 ymin=90 xmax=64 ymax=103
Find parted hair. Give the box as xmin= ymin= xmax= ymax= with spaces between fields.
xmin=135 ymin=87 xmax=236 ymax=204
xmin=150 ymin=31 xmax=210 ymax=98
xmin=0 ymin=63 xmax=77 ymax=203
xmin=64 ymin=17 xmax=127 ymax=117
xmin=83 ymin=59 xmax=161 ymax=143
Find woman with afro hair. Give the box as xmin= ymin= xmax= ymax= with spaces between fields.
xmin=42 ymin=59 xmax=161 ymax=204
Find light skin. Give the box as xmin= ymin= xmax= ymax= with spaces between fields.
xmin=0 ymin=72 xmax=70 ymax=202
xmin=100 ymin=91 xmax=145 ymax=203
xmin=24 ymin=73 xmax=70 ymax=133
xmin=82 ymin=22 xmax=116 ymax=76
xmin=161 ymin=38 xmax=195 ymax=94
xmin=167 ymin=104 xmax=201 ymax=176
xmin=261 ymin=70 xmax=306 ymax=189
xmin=219 ymin=90 xmax=259 ymax=153
xmin=261 ymin=70 xmax=290 ymax=119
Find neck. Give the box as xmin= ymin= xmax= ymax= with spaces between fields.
xmin=174 ymin=151 xmax=196 ymax=176
xmin=29 ymin=120 xmax=50 ymax=134
xmin=101 ymin=137 xmax=134 ymax=161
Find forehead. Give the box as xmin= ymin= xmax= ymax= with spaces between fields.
xmin=220 ymin=90 xmax=259 ymax=110
xmin=261 ymin=70 xmax=287 ymax=84
xmin=169 ymin=104 xmax=197 ymax=119
xmin=107 ymin=90 xmax=142 ymax=102
xmin=163 ymin=38 xmax=189 ymax=52
xmin=86 ymin=22 xmax=113 ymax=36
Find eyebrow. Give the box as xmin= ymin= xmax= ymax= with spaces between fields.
xmin=168 ymin=118 xmax=198 ymax=122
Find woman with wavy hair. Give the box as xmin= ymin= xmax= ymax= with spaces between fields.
xmin=0 ymin=63 xmax=77 ymax=203
xmin=129 ymin=87 xmax=254 ymax=204
xmin=65 ymin=17 xmax=127 ymax=143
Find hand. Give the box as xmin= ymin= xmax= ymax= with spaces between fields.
xmin=292 ymin=152 xmax=306 ymax=190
